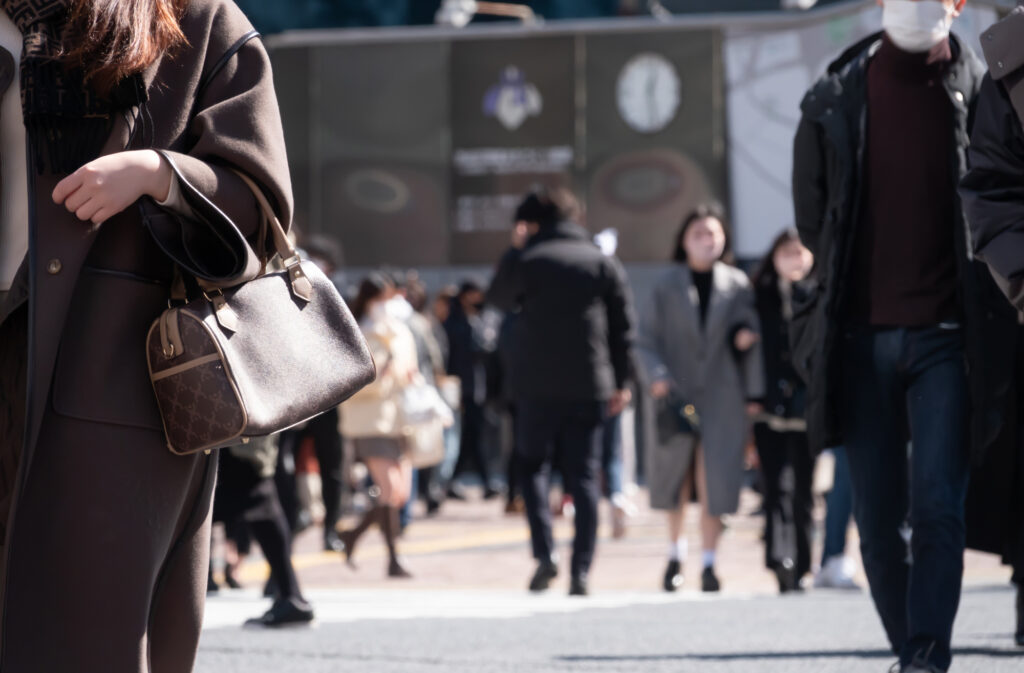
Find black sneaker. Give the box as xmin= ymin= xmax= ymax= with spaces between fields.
xmin=775 ymin=565 xmax=799 ymax=594
xmin=446 ymin=483 xmax=469 ymax=501
xmin=324 ymin=529 xmax=344 ymax=553
xmin=244 ymin=598 xmax=315 ymax=629
xmin=701 ymin=566 xmax=721 ymax=593
xmin=528 ymin=561 xmax=559 ymax=593
xmin=569 ymin=574 xmax=589 ymax=597
xmin=663 ymin=560 xmax=684 ymax=593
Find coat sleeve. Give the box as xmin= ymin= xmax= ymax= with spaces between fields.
xmin=487 ymin=248 xmax=525 ymax=312
xmin=736 ymin=280 xmax=766 ymax=401
xmin=961 ymin=74 xmax=1024 ymax=286
xmin=792 ymin=115 xmax=828 ymax=259
xmin=636 ymin=278 xmax=671 ymax=386
xmin=602 ymin=256 xmax=637 ymax=391
xmin=147 ymin=5 xmax=293 ymax=285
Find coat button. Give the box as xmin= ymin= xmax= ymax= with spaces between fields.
xmin=47 ymin=259 xmax=62 ymax=275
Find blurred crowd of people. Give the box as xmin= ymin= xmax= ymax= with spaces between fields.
xmin=205 ymin=188 xmax=866 ymax=625
xmin=206 ymin=7 xmax=1024 ymax=673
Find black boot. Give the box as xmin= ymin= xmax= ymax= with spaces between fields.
xmin=663 ymin=560 xmax=684 ymax=593
xmin=324 ymin=528 xmax=344 ymax=553
xmin=701 ymin=566 xmax=721 ymax=593
xmin=382 ymin=505 xmax=412 ymax=578
xmin=529 ymin=560 xmax=559 ymax=593
xmin=569 ymin=573 xmax=589 ymax=597
xmin=338 ymin=506 xmax=383 ymax=570
xmin=223 ymin=563 xmax=243 ymax=590
xmin=775 ymin=563 xmax=799 ymax=594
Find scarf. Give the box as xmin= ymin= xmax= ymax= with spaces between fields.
xmin=0 ymin=0 xmax=147 ymax=174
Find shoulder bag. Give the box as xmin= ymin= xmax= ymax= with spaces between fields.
xmin=146 ymin=170 xmax=375 ymax=455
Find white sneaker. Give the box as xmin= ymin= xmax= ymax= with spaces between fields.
xmin=610 ymin=493 xmax=635 ymax=540
xmin=814 ymin=555 xmax=862 ymax=590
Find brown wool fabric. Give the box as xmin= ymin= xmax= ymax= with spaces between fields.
xmin=0 ymin=1 xmax=293 ymax=670
xmin=849 ymin=35 xmax=961 ymax=327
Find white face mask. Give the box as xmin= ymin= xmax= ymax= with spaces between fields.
xmin=882 ymin=0 xmax=954 ymax=53
xmin=386 ymin=296 xmax=413 ymax=321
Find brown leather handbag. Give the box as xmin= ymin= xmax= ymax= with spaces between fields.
xmin=146 ymin=171 xmax=376 ymax=455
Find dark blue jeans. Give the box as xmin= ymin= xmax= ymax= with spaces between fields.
xmin=601 ymin=413 xmax=624 ymax=499
xmin=517 ymin=400 xmax=606 ymax=578
xmin=822 ymin=446 xmax=854 ymax=562
xmin=842 ymin=327 xmax=970 ymax=672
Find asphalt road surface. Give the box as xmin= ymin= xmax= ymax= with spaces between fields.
xmin=198 ymin=584 xmax=1021 ymax=673
xmin=198 ymin=488 xmax=1022 ymax=672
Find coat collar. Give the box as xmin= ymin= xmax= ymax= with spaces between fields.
xmin=675 ymin=262 xmax=731 ymax=343
xmin=800 ymin=31 xmax=982 ymax=120
xmin=527 ymin=221 xmax=591 ymax=247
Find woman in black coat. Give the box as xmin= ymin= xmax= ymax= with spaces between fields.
xmin=751 ymin=229 xmax=816 ymax=593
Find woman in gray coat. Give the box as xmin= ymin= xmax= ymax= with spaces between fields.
xmin=638 ymin=204 xmax=765 ymax=593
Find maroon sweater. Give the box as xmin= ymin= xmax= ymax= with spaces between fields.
xmin=848 ymin=36 xmax=960 ymax=327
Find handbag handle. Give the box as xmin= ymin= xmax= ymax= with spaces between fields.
xmin=231 ymin=168 xmax=314 ymax=303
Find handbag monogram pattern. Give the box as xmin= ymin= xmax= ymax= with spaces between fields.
xmin=146 ymin=171 xmax=375 ymax=455
xmin=148 ymin=313 xmax=247 ymax=454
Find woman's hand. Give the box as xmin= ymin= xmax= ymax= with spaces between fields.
xmin=734 ymin=327 xmax=760 ymax=353
xmin=52 ymin=150 xmax=173 ymax=226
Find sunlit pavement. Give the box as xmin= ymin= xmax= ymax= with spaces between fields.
xmin=198 ymin=489 xmax=1023 ymax=672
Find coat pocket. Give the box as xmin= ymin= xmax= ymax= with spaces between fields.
xmin=51 ymin=268 xmax=168 ymax=430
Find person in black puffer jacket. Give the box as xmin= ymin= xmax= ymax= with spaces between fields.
xmin=488 ymin=186 xmax=636 ymax=597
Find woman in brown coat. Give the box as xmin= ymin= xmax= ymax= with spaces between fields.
xmin=0 ymin=0 xmax=291 ymax=671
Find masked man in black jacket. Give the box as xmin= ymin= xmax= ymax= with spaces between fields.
xmin=792 ymin=1 xmax=1019 ymax=671
xmin=488 ymin=187 xmax=635 ymax=597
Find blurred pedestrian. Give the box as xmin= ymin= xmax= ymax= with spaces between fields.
xmin=792 ymin=2 xmax=1013 ymax=669
xmin=959 ymin=8 xmax=1024 ymax=646
xmin=444 ymin=281 xmax=501 ymax=499
xmin=496 ymin=310 xmax=526 ymax=515
xmin=814 ymin=447 xmax=862 ymax=590
xmin=339 ymin=274 xmax=419 ymax=578
xmin=488 ymin=186 xmax=636 ymax=597
xmin=405 ymin=277 xmax=451 ymax=514
xmin=0 ymin=0 xmax=292 ymax=669
xmin=638 ymin=204 xmax=764 ymax=594
xmin=212 ymin=436 xmax=315 ymax=628
xmin=751 ymin=229 xmax=815 ymax=594
xmin=295 ymin=239 xmax=348 ymax=552
xmin=431 ymin=287 xmax=463 ymax=497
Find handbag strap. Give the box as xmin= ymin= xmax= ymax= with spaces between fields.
xmin=230 ymin=168 xmax=314 ymax=303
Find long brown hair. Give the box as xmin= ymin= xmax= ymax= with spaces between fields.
xmin=64 ymin=0 xmax=188 ymax=94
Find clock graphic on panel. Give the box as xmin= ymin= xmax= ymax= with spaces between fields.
xmin=616 ymin=52 xmax=681 ymax=134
